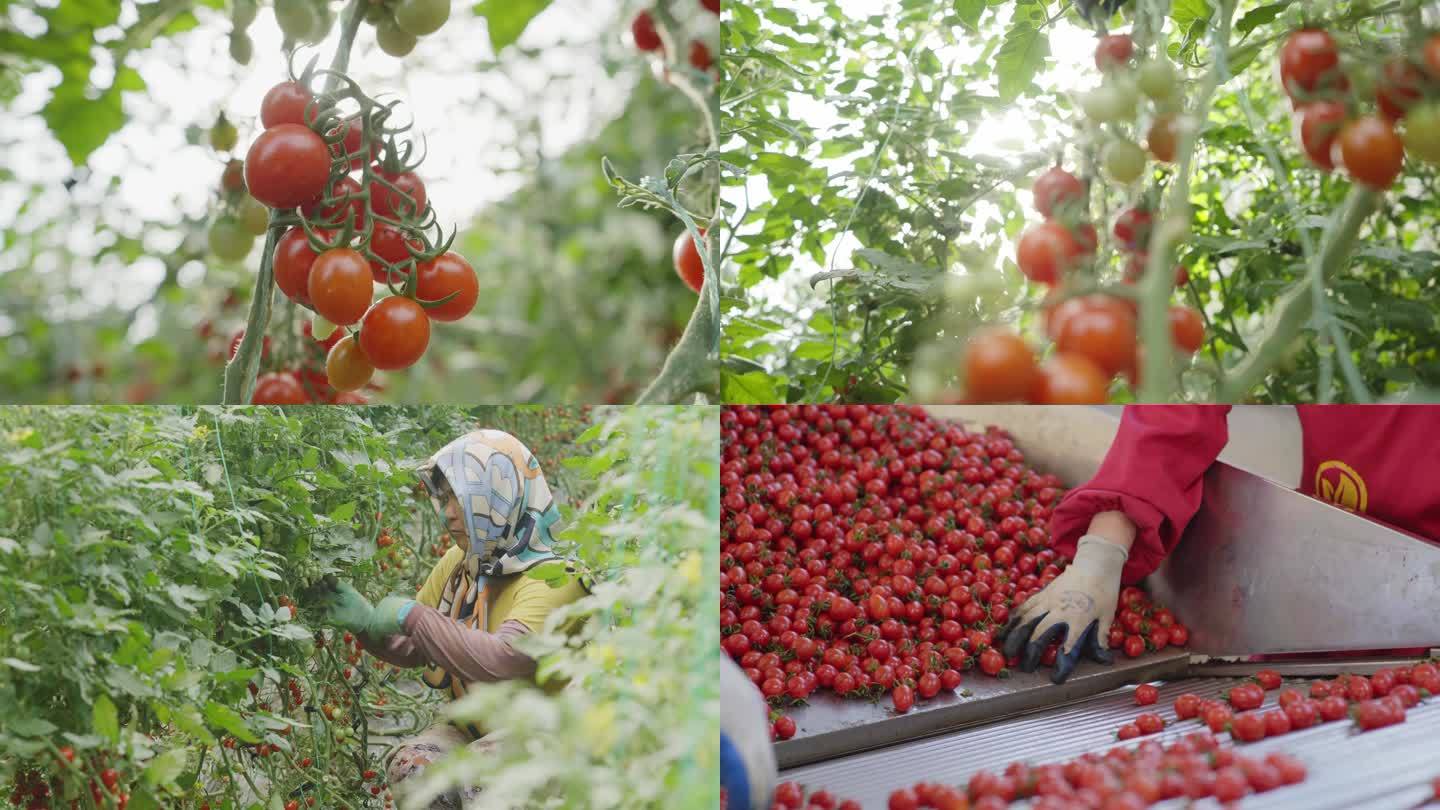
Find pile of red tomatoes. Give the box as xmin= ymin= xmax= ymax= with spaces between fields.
xmin=720 ymin=405 xmax=1189 ymax=739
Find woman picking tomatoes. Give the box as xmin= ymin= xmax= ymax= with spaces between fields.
xmin=316 ymin=430 xmax=587 ymax=808
xmin=1001 ymin=404 xmax=1440 ymax=683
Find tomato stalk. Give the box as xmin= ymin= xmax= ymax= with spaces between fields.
xmin=1136 ymin=0 xmax=1237 ymax=401
xmin=1219 ymin=186 xmax=1379 ymax=400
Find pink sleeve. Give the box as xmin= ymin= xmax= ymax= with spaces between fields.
xmin=362 ymin=634 xmax=430 ymax=669
xmin=1048 ymin=405 xmax=1231 ymax=583
xmin=397 ymin=605 xmax=537 ymax=683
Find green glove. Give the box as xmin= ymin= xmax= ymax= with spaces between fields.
xmin=317 ymin=582 xmax=416 ymax=638
xmin=316 ymin=582 xmax=375 ymax=635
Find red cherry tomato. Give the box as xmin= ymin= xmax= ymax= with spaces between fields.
xmin=891 ymin=684 xmax=915 ymax=713
xmin=1112 ymin=207 xmax=1153 ymax=251
xmin=1337 ymin=116 xmax=1405 ymax=189
xmin=1279 ymin=29 xmax=1341 ymax=98
xmin=1056 ymin=304 xmax=1136 ymax=378
xmin=368 ymin=223 xmax=421 ymax=283
xmin=1376 ymin=58 xmax=1424 ymax=121
xmin=631 ymin=10 xmax=661 ymax=51
xmin=1095 ymin=34 xmax=1135 ymax=71
xmin=689 ymin=40 xmax=712 ymax=71
xmin=1169 ymin=305 xmax=1204 ymax=354
xmin=252 ymin=372 xmax=310 ymax=404
xmin=1295 ymin=100 xmax=1348 ymax=171
xmin=963 ymin=327 xmax=1040 ymax=403
xmin=301 ymin=175 xmax=365 ymax=229
xmin=1031 ymin=166 xmax=1085 ymax=219
xmin=370 ymin=169 xmax=427 ymax=220
xmin=673 ymin=228 xmax=706 ymax=293
xmin=273 ymin=227 xmax=332 ymax=305
xmin=1035 ymin=352 xmax=1110 ymax=404
xmin=1016 ymin=222 xmax=1083 ymax=285
xmin=260 ymin=81 xmax=314 ymax=129
xmin=359 ymin=296 xmax=431 ymax=370
xmin=244 ymin=124 xmax=331 ymax=209
xmin=415 ymin=252 xmax=479 ymax=321
xmin=308 ymin=248 xmax=375 ymax=326
xmin=1134 ymin=684 xmax=1159 ymax=706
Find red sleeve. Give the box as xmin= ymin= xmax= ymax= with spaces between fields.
xmin=1048 ymin=405 xmax=1231 ymax=583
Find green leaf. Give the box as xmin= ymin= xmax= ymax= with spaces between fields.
xmin=994 ymin=20 xmax=1049 ymax=103
xmin=473 ymin=0 xmax=551 ymax=53
xmin=327 ymin=502 xmax=356 ymax=522
xmin=93 ymin=694 xmax=120 ymax=742
xmin=952 ymin=0 xmax=985 ymax=30
xmin=204 ymin=702 xmax=258 ymax=743
xmin=1236 ymin=2 xmax=1288 ymax=35
xmin=144 ymin=747 xmax=189 ymax=786
xmin=721 ymin=371 xmax=785 ymax=404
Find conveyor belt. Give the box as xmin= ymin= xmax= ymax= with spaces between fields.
xmin=781 ymin=676 xmax=1440 ymax=809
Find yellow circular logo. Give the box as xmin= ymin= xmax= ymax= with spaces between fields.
xmin=1315 ymin=460 xmax=1367 ymax=513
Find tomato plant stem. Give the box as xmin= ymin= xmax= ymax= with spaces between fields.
xmin=1219 ymin=186 xmax=1379 ymax=400
xmin=1137 ymin=0 xmax=1237 ymax=401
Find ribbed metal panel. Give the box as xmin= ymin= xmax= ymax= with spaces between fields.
xmin=781 ymin=677 xmax=1440 ymax=809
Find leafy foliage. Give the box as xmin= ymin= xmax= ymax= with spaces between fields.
xmin=720 ymin=0 xmax=1440 ymax=403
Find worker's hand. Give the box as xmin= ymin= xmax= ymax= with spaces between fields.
xmin=999 ymin=535 xmax=1127 ymax=684
xmin=316 ymin=583 xmax=415 ymax=638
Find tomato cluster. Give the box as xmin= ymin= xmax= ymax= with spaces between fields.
xmin=1162 ymin=660 xmax=1437 ymax=746
xmin=774 ymin=727 xmax=1309 ymax=810
xmin=721 ymin=405 xmax=1189 ymax=735
xmin=1281 ymin=28 xmax=1440 ymax=188
xmin=6 ymin=750 xmax=131 ymax=810
xmin=632 ymin=1 xmax=719 ymax=76
xmin=965 ymin=33 xmax=1203 ymax=405
xmin=229 ymin=77 xmax=481 ymax=403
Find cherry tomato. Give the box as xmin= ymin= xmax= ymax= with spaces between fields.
xmin=1295 ymin=100 xmax=1348 ymax=171
xmin=1112 ymin=207 xmax=1153 ymax=251
xmin=238 ymin=196 xmax=270 ymax=235
xmin=963 ymin=327 xmax=1040 ymax=403
xmin=773 ymin=715 xmax=797 ymax=739
xmin=415 ymin=252 xmax=478 ymax=321
xmin=702 ymin=0 xmax=719 ymax=13
xmin=1137 ymin=58 xmax=1179 ymax=101
xmin=1146 ymin=114 xmax=1179 ymax=163
xmin=244 ymin=124 xmax=331 ymax=209
xmin=252 ymin=372 xmax=309 ymax=404
xmin=1123 ymin=635 xmax=1145 ymax=658
xmin=1337 ymin=116 xmax=1405 ymax=189
xmin=377 ymin=15 xmax=418 ymax=57
xmin=1255 ymin=669 xmax=1282 ymax=690
xmin=1317 ymin=694 xmax=1348 ymax=721
xmin=1134 ymin=684 xmax=1159 ymax=706
xmin=1263 ymin=708 xmax=1292 ymax=737
xmin=260 ymin=80 xmax=314 ymax=129
xmin=1376 ymin=58 xmax=1424 ymax=121
xmin=328 ymin=117 xmax=378 ymax=173
xmin=222 ymin=158 xmax=246 ymax=193
xmin=1116 ymin=723 xmax=1140 ymax=740
xmin=309 ymin=248 xmax=375 ymax=326
xmin=1204 ymin=705 xmax=1233 ymax=733
xmin=1136 ymin=712 xmax=1164 ymax=734
xmin=1016 ymin=221 xmax=1083 ymax=284
xmin=631 ymin=10 xmax=661 ymax=52
xmin=1168 ymin=305 xmax=1204 ymax=354
xmin=1031 ymin=166 xmax=1085 ymax=219
xmin=359 ymin=296 xmax=431 ymax=370
xmin=209 ymin=216 xmax=254 ymax=261
xmin=1102 ymin=138 xmax=1147 ymax=184
xmin=1173 ymin=693 xmax=1201 ymax=720
xmin=1230 ymin=711 xmax=1265 ymax=742
xmin=393 ymin=0 xmax=448 ymax=36
xmin=1056 ymin=304 xmax=1136 ymax=378
xmin=302 ymin=175 xmax=365 ymax=228
xmin=689 ymin=40 xmax=712 ymax=71
xmin=978 ymin=648 xmax=1004 ymax=676
xmin=1228 ymin=683 xmax=1264 ymax=710
xmin=325 ymin=335 xmax=375 ymax=392
xmin=1035 ymin=352 xmax=1109 ymax=404
xmin=891 ymin=684 xmax=915 ymax=713
xmin=1095 ymin=34 xmax=1134 ymax=71
xmin=1212 ymin=767 xmax=1248 ymax=802
xmin=368 ymin=223 xmax=421 ymax=283
xmin=1279 ymin=29 xmax=1341 ymax=98
xmin=1284 ymin=699 xmax=1319 ymax=729
xmin=273 ymin=227 xmax=331 ymax=305
xmin=370 ymin=169 xmax=427 ymax=220
xmin=1403 ymin=102 xmax=1440 ymax=164
xmin=672 ymin=228 xmax=706 ymax=293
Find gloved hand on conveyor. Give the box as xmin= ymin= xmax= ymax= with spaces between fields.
xmin=1000 ymin=533 xmax=1129 ymax=684
xmin=721 ymin=656 xmax=778 ymax=810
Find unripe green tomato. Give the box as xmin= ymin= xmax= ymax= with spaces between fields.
xmin=1137 ymin=59 xmax=1179 ymax=102
xmin=1078 ymin=82 xmax=1135 ymax=124
xmin=311 ymin=0 xmax=335 ymax=41
xmin=311 ymin=314 xmax=337 ymax=341
xmin=232 ymin=0 xmax=257 ymax=28
xmin=210 ymin=115 xmax=238 ymax=152
xmin=229 ymin=30 xmax=253 ymax=64
xmin=1102 ymin=139 xmax=1148 ymax=184
xmin=394 ymin=0 xmax=449 ymax=37
xmin=209 ymin=217 xmax=255 ymax=261
xmin=376 ymin=16 xmax=418 ymax=57
xmin=274 ymin=0 xmax=320 ymax=42
xmin=364 ymin=3 xmax=386 ymax=23
xmin=1402 ymin=102 xmax=1440 ymax=164
xmin=238 ymin=196 xmax=270 ymax=235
